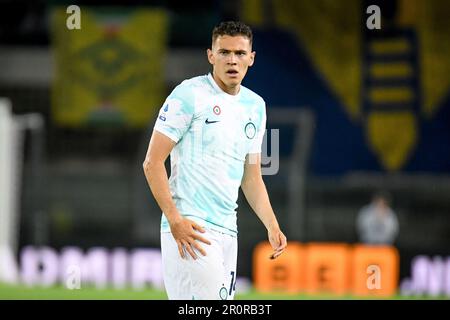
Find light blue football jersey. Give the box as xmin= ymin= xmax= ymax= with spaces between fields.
xmin=154 ymin=73 xmax=266 ymax=236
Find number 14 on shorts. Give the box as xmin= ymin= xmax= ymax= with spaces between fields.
xmin=219 ymin=271 xmax=237 ymax=300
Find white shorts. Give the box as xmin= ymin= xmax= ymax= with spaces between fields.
xmin=161 ymin=228 xmax=238 ymax=300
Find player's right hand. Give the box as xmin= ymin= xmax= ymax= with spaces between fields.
xmin=169 ymin=217 xmax=211 ymax=260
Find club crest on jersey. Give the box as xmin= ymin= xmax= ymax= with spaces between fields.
xmin=245 ymin=121 xmax=256 ymax=139
xmin=213 ymin=105 xmax=221 ymax=115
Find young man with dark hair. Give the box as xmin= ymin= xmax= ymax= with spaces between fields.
xmin=143 ymin=21 xmax=287 ymax=300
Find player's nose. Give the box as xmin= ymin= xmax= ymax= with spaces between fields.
xmin=227 ymin=53 xmax=237 ymax=64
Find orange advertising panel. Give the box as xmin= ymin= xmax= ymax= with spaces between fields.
xmin=253 ymin=241 xmax=305 ymax=293
xmin=253 ymin=242 xmax=399 ymax=296
xmin=304 ymin=243 xmax=351 ymax=295
xmin=351 ymin=245 xmax=399 ymax=297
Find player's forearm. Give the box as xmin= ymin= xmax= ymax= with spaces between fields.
xmin=143 ymin=160 xmax=181 ymax=224
xmin=241 ymin=177 xmax=280 ymax=231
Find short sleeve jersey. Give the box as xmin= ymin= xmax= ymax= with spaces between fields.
xmin=154 ymin=73 xmax=266 ymax=236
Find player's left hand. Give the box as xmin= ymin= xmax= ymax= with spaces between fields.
xmin=268 ymin=228 xmax=287 ymax=259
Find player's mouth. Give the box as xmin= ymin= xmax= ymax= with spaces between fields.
xmin=226 ymin=69 xmax=239 ymax=78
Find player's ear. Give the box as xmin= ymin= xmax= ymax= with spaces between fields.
xmin=207 ymin=48 xmax=214 ymax=65
xmin=248 ymin=51 xmax=255 ymax=67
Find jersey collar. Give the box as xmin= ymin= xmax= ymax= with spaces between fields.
xmin=207 ymin=73 xmax=241 ymax=100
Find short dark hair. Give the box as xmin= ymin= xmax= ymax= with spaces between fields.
xmin=212 ymin=21 xmax=253 ymax=46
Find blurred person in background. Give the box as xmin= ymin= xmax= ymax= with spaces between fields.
xmin=356 ymin=191 xmax=399 ymax=245
xmin=143 ymin=21 xmax=287 ymax=300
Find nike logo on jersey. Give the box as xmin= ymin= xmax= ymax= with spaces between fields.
xmin=205 ymin=118 xmax=220 ymax=124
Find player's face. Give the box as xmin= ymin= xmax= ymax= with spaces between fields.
xmin=207 ymin=35 xmax=255 ymax=94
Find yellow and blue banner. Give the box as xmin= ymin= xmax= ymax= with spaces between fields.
xmin=52 ymin=7 xmax=168 ymax=127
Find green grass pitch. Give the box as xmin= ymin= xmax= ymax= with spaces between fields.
xmin=0 ymin=282 xmax=443 ymax=300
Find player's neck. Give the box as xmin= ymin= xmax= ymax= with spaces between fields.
xmin=212 ymin=72 xmax=240 ymax=95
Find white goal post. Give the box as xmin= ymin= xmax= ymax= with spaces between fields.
xmin=0 ymin=98 xmax=23 ymax=283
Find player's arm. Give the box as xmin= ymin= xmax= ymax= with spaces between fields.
xmin=142 ymin=130 xmax=211 ymax=259
xmin=241 ymin=153 xmax=287 ymax=259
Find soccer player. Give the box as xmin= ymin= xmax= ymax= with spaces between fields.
xmin=143 ymin=21 xmax=287 ymax=300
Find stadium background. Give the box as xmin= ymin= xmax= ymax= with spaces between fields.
xmin=1 ymin=0 xmax=450 ymax=298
